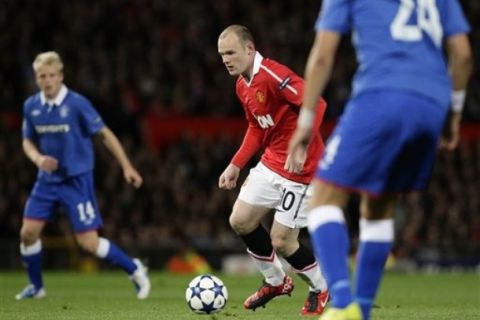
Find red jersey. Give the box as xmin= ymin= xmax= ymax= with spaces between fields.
xmin=231 ymin=52 xmax=326 ymax=184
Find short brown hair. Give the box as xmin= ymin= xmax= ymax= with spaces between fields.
xmin=219 ymin=24 xmax=255 ymax=46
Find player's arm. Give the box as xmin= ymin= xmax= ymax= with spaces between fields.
xmin=440 ymin=33 xmax=473 ymax=151
xmin=274 ymin=66 xmax=327 ymax=125
xmin=97 ymin=127 xmax=143 ymax=188
xmin=22 ymin=138 xmax=58 ymax=172
xmin=21 ymin=107 xmax=58 ymax=172
xmin=272 ymin=63 xmax=328 ymax=174
xmin=288 ymin=31 xmax=341 ymax=163
xmin=218 ymin=124 xmax=263 ymax=190
xmin=300 ymin=31 xmax=340 ymax=133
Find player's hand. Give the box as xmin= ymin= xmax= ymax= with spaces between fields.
xmin=35 ymin=155 xmax=58 ymax=172
xmin=123 ymin=166 xmax=143 ymax=188
xmin=284 ymin=153 xmax=306 ymax=174
xmin=287 ymin=127 xmax=312 ymax=172
xmin=218 ymin=164 xmax=240 ymax=190
xmin=439 ymin=112 xmax=461 ymax=151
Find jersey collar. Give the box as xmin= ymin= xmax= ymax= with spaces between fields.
xmin=40 ymin=84 xmax=68 ymax=107
xmin=252 ymin=51 xmax=263 ymax=77
xmin=244 ymin=51 xmax=264 ymax=86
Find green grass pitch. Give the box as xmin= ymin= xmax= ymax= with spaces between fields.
xmin=0 ymin=271 xmax=478 ymax=319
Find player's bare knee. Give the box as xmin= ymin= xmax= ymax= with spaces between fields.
xmin=77 ymin=237 xmax=98 ymax=254
xmin=361 ymin=194 xmax=397 ymax=219
xmin=271 ymin=235 xmax=290 ymax=256
xmin=20 ymin=227 xmax=39 ymax=245
xmin=229 ymin=215 xmax=247 ymax=235
xmin=312 ymin=180 xmax=349 ymax=208
xmin=229 ymin=213 xmax=256 ymax=235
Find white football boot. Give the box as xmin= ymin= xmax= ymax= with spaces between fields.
xmin=129 ymin=258 xmax=151 ymax=299
xmin=15 ymin=284 xmax=46 ymax=300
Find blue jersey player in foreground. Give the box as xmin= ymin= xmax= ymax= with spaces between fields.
xmin=288 ymin=1 xmax=472 ymax=319
xmin=16 ymin=51 xmax=151 ymax=300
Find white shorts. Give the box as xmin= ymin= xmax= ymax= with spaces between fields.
xmin=238 ymin=162 xmax=312 ymax=228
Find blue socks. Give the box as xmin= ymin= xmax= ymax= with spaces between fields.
xmin=96 ymin=237 xmax=137 ymax=274
xmin=355 ymin=219 xmax=394 ymax=319
xmin=308 ymin=206 xmax=394 ymax=320
xmin=308 ymin=206 xmax=353 ymax=308
xmin=20 ymin=240 xmax=43 ymax=290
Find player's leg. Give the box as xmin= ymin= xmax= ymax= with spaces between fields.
xmin=16 ymin=183 xmax=56 ymax=300
xmin=311 ymin=91 xmax=407 ymax=319
xmin=62 ymin=172 xmax=150 ymax=299
xmin=231 ymin=200 xmax=293 ymax=310
xmin=350 ymin=91 xmax=446 ymax=319
xmin=232 ymin=163 xmax=292 ymax=310
xmin=75 ymin=230 xmax=136 ymax=273
xmin=307 ymin=181 xmax=354 ymax=311
xmin=270 ymin=221 xmax=328 ymax=316
xmin=230 ymin=200 xmax=290 ymax=286
xmin=354 ymin=194 xmax=396 ymax=320
xmin=75 ymin=230 xmax=151 ymax=299
xmin=16 ymin=218 xmax=47 ymax=299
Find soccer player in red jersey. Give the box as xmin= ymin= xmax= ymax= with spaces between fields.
xmin=217 ymin=25 xmax=329 ymax=315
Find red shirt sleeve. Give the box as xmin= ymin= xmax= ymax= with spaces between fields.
xmin=263 ymin=61 xmax=304 ymax=107
xmin=264 ymin=60 xmax=327 ymax=129
xmin=277 ymin=72 xmax=304 ymax=107
xmin=231 ymin=124 xmax=263 ymax=169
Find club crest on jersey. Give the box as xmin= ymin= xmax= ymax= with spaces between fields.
xmin=59 ymin=105 xmax=70 ymax=118
xmin=253 ymin=113 xmax=274 ymax=129
xmin=31 ymin=109 xmax=41 ymax=117
xmin=255 ymin=90 xmax=265 ymax=104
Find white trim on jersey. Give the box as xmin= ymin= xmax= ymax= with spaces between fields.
xmin=40 ymin=84 xmax=68 ymax=107
xmin=259 ymin=65 xmax=298 ymax=95
xmin=244 ymin=52 xmax=265 ymax=87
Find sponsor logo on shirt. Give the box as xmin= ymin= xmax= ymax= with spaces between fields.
xmin=255 ymin=90 xmax=265 ymax=104
xmin=35 ymin=124 xmax=70 ymax=133
xmin=31 ymin=109 xmax=41 ymax=117
xmin=278 ymin=76 xmax=291 ymax=90
xmin=253 ymin=113 xmax=275 ymax=129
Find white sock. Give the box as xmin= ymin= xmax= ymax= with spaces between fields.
xmin=95 ymin=237 xmax=110 ymax=258
xmin=247 ymin=249 xmax=285 ymax=286
xmin=20 ymin=240 xmax=42 ymax=256
xmin=294 ymin=262 xmax=328 ymax=292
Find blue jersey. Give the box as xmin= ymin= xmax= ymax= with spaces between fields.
xmin=22 ymin=85 xmax=105 ymax=183
xmin=315 ymin=0 xmax=470 ymax=107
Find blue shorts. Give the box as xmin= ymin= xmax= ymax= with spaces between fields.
xmin=317 ymin=90 xmax=447 ymax=194
xmin=24 ymin=172 xmax=103 ymax=233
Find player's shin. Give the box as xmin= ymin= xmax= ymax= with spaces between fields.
xmin=285 ymin=244 xmax=327 ymax=292
xmin=95 ymin=237 xmax=136 ymax=274
xmin=308 ymin=205 xmax=353 ymax=308
xmin=354 ymin=218 xmax=394 ymax=320
xmin=242 ymin=225 xmax=285 ymax=285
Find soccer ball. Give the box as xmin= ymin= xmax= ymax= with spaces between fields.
xmin=185 ymin=274 xmax=228 ymax=314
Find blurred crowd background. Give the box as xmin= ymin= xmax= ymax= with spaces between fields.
xmin=0 ymin=0 xmax=479 ymax=270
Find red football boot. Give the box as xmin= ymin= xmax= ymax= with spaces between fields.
xmin=300 ymin=290 xmax=330 ymax=316
xmin=243 ymin=275 xmax=295 ymax=311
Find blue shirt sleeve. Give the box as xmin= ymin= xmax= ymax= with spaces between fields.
xmin=314 ymin=0 xmax=351 ymax=34
xmin=78 ymin=97 xmax=105 ymax=136
xmin=442 ymin=0 xmax=470 ymax=37
xmin=22 ymin=101 xmax=36 ymax=139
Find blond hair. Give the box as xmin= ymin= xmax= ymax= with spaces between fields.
xmin=32 ymin=51 xmax=64 ymax=73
